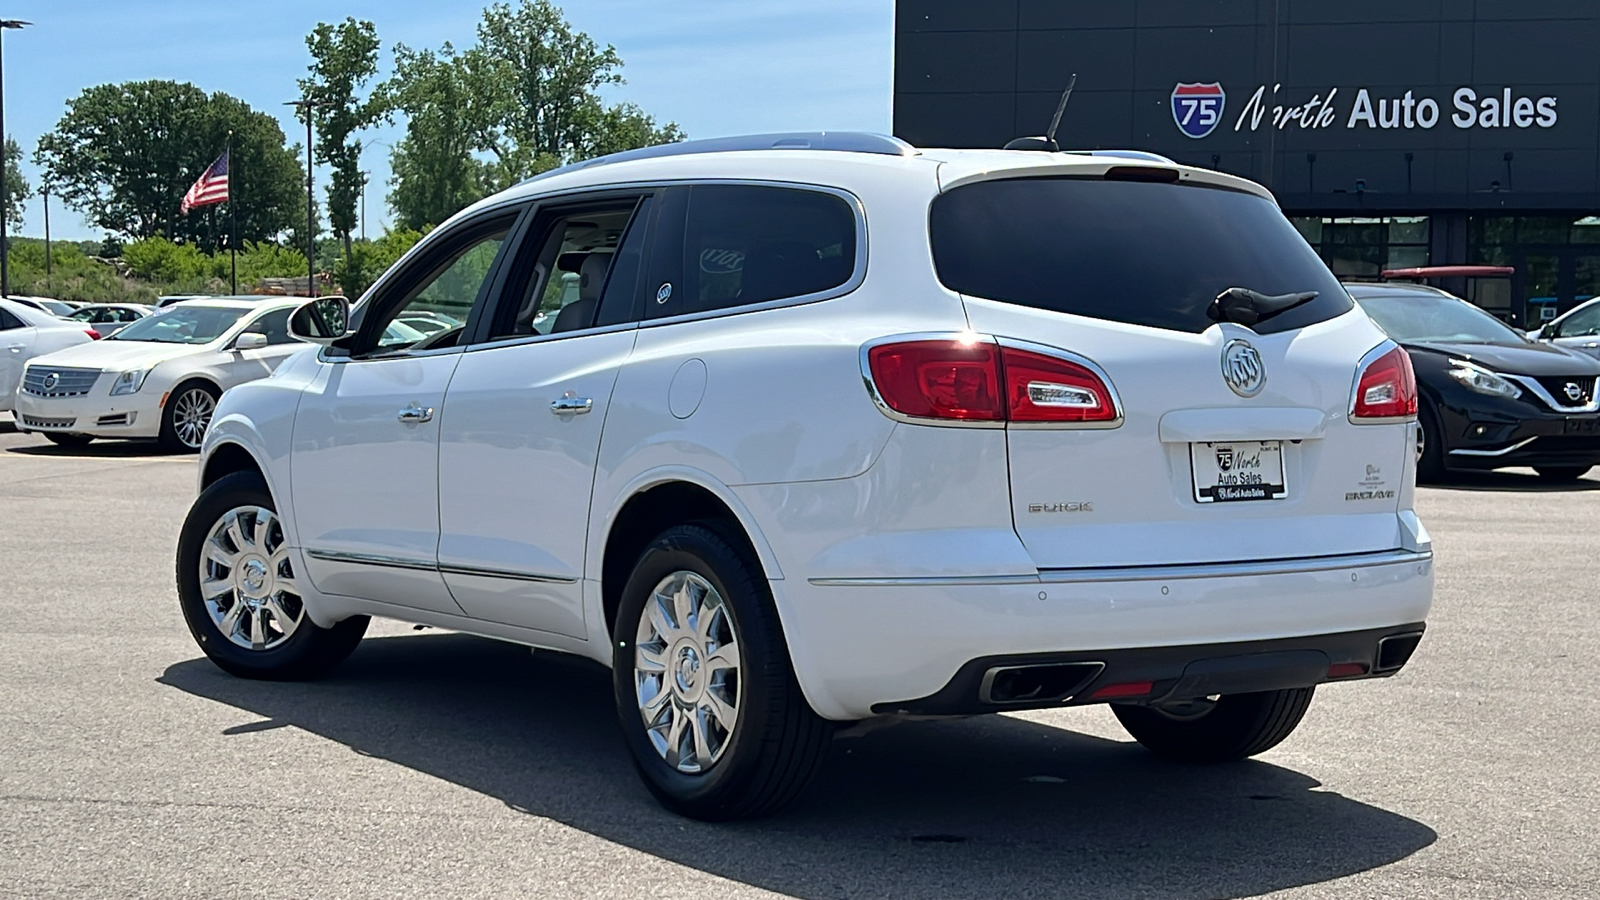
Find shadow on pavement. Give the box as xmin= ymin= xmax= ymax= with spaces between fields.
xmin=1427 ymin=470 xmax=1600 ymax=492
xmin=5 ymin=439 xmax=182 ymax=459
xmin=160 ymin=633 xmax=1435 ymax=899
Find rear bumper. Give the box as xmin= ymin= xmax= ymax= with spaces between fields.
xmin=873 ymin=624 xmax=1424 ymax=715
xmin=771 ymin=549 xmax=1434 ymax=720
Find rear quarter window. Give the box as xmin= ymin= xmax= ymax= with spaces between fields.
xmin=929 ymin=176 xmax=1352 ymax=334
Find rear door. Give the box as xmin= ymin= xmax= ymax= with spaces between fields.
xmin=0 ymin=307 xmax=33 ymax=404
xmin=931 ymin=173 xmax=1411 ymax=568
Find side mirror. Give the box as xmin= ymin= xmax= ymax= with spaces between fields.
xmin=1539 ymin=323 xmax=1558 ymax=340
xmin=233 ymin=332 xmax=268 ymax=351
xmin=288 ymin=296 xmax=352 ymax=346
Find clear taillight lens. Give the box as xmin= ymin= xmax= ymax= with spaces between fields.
xmin=1351 ymin=346 xmax=1418 ymax=421
xmin=866 ymin=337 xmax=1118 ymax=425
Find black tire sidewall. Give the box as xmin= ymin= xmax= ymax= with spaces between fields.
xmin=611 ymin=525 xmax=788 ymax=812
xmin=175 ymin=470 xmax=363 ymax=679
xmin=161 ymin=380 xmax=218 ymax=453
xmin=1417 ymin=401 xmax=1448 ymax=483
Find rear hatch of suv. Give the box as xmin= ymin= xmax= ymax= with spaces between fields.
xmin=930 ymin=167 xmax=1413 ymax=569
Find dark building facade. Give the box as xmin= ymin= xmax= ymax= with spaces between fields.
xmin=894 ymin=0 xmax=1600 ymax=326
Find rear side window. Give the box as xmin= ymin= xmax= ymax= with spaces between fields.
xmin=651 ymin=184 xmax=857 ymax=318
xmin=929 ymin=177 xmax=1352 ymax=335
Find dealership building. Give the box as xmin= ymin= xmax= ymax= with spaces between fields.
xmin=893 ymin=1 xmax=1600 ymax=327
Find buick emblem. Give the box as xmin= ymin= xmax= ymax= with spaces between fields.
xmin=41 ymin=372 xmax=60 ymax=391
xmin=1565 ymin=382 xmax=1584 ymax=402
xmin=1221 ymin=339 xmax=1265 ymax=397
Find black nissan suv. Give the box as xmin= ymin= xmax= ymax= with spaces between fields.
xmin=1346 ymin=282 xmax=1600 ymax=482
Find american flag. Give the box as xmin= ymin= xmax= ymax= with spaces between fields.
xmin=180 ymin=151 xmax=230 ymax=214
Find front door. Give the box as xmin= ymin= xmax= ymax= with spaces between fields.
xmin=291 ymin=210 xmax=521 ymax=614
xmin=436 ymin=193 xmax=653 ymax=637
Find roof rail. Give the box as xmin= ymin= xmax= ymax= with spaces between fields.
xmin=519 ymin=132 xmax=916 ymax=186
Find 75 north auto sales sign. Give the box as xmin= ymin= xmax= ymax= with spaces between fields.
xmin=1171 ymin=81 xmax=1560 ymax=137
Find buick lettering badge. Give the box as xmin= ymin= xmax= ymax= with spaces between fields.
xmin=1565 ymin=382 xmax=1584 ymax=402
xmin=42 ymin=372 xmax=60 ymax=391
xmin=1221 ymin=340 xmax=1265 ymax=397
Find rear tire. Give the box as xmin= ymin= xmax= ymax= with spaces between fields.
xmin=176 ymin=470 xmax=368 ymax=680
xmin=43 ymin=433 xmax=93 ymax=448
xmin=1535 ymin=465 xmax=1592 ymax=482
xmin=160 ymin=380 xmax=219 ymax=453
xmin=1416 ymin=404 xmax=1448 ymax=484
xmin=1112 ymin=688 xmax=1315 ymax=763
xmin=612 ymin=523 xmax=831 ymax=821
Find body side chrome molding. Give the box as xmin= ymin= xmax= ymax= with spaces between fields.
xmin=305 ymin=549 xmax=577 ymax=584
xmin=809 ymin=548 xmax=1433 ymax=587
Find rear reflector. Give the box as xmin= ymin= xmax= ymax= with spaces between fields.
xmin=85 ymin=328 xmax=102 ymax=340
xmin=1351 ymin=346 xmax=1418 ymax=421
xmin=1087 ymin=681 xmax=1154 ymax=700
xmin=866 ymin=336 xmax=1118 ymax=425
xmin=1326 ymin=662 xmax=1368 ymax=679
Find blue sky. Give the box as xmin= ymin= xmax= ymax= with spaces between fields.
xmin=4 ymin=0 xmax=893 ymax=241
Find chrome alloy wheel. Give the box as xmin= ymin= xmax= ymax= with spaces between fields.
xmin=199 ymin=506 xmax=303 ymax=651
xmin=172 ymin=387 xmax=216 ymax=449
xmin=634 ymin=570 xmax=741 ymax=774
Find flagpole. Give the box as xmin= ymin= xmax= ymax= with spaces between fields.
xmin=227 ymin=130 xmax=237 ymax=295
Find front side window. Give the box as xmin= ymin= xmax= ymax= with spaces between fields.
xmin=109 ymin=306 xmax=247 ymax=344
xmin=652 ymin=184 xmax=857 ymax=319
xmin=930 ymin=177 xmax=1352 ymax=335
xmin=0 ymin=308 xmax=22 ymax=330
xmin=243 ymin=309 xmax=296 ymax=345
xmin=1558 ymin=303 xmax=1600 ymax=338
xmin=357 ymin=219 xmax=512 ymax=356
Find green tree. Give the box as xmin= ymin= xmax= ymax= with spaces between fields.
xmin=381 ymin=0 xmax=682 ymax=228
xmin=4 ymin=136 xmax=27 ymax=230
xmin=299 ymin=18 xmax=384 ymax=259
xmin=34 ymin=81 xmax=304 ymax=244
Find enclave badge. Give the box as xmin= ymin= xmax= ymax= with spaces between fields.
xmin=1221 ymin=339 xmax=1265 ymax=397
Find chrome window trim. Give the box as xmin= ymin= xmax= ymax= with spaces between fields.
xmin=1347 ymin=340 xmax=1418 ymax=425
xmin=856 ymin=332 xmax=1125 ymax=430
xmin=305 ymin=549 xmax=577 ymax=584
xmin=808 ymin=548 xmax=1432 ymax=587
xmin=1503 ymin=374 xmax=1600 ymax=414
xmin=465 ymin=320 xmax=640 ymax=353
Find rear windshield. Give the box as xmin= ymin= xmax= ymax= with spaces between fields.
xmin=929 ymin=177 xmax=1352 ymax=334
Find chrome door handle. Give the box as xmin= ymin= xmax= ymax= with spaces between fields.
xmin=550 ymin=394 xmax=593 ymax=415
xmin=397 ymin=404 xmax=434 ymax=424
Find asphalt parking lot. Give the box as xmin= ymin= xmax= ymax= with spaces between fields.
xmin=1 ymin=420 xmax=1596 ymax=900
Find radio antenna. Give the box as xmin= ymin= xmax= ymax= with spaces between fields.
xmin=1044 ymin=74 xmax=1077 ymax=149
xmin=1003 ymin=73 xmax=1077 ymax=152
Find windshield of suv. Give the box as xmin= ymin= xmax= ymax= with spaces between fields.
xmin=929 ymin=176 xmax=1352 ymax=334
xmin=107 ymin=305 xmax=246 ymax=344
xmin=1353 ymin=292 xmax=1529 ymax=345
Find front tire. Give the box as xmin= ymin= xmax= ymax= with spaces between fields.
xmin=176 ymin=470 xmax=368 ymax=680
xmin=43 ymin=433 xmax=93 ymax=448
xmin=1535 ymin=465 xmax=1592 ymax=482
xmin=613 ymin=523 xmax=831 ymax=821
xmin=160 ymin=380 xmax=219 ymax=453
xmin=1416 ymin=404 xmax=1448 ymax=484
xmin=1112 ymin=688 xmax=1315 ymax=763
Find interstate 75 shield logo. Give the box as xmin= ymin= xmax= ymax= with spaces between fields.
xmin=1172 ymin=82 xmax=1226 ymax=138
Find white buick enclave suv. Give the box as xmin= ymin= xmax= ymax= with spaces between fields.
xmin=176 ymin=133 xmax=1432 ymax=820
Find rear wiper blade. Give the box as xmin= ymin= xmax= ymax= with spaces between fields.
xmin=1207 ymin=287 xmax=1320 ymax=327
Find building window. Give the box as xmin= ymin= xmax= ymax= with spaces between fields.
xmin=1292 ymin=216 xmax=1430 ymax=280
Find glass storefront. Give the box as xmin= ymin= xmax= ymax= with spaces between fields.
xmin=1292 ymin=217 xmax=1430 ymax=280
xmin=1469 ymin=216 xmax=1600 ymax=326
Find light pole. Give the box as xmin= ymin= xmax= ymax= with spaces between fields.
xmin=41 ymin=185 xmax=50 ymax=286
xmin=285 ymin=99 xmax=322 ymax=297
xmin=0 ymin=19 xmax=30 ymax=299
xmin=358 ymin=139 xmax=391 ymax=242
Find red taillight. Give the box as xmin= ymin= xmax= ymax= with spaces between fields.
xmin=866 ymin=337 xmax=1117 ymax=424
xmin=866 ymin=339 xmax=1004 ymax=421
xmin=1351 ymin=346 xmax=1417 ymax=421
xmin=1003 ymin=347 xmax=1118 ymax=423
xmin=85 ymin=328 xmax=102 ymax=340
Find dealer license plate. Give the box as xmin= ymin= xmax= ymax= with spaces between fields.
xmin=1189 ymin=440 xmax=1288 ymax=503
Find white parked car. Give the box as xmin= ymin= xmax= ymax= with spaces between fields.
xmin=2 ymin=297 xmax=99 ymax=415
xmin=1529 ymin=296 xmax=1600 ymax=361
xmin=15 ymin=298 xmax=308 ymax=451
xmin=8 ymin=295 xmax=78 ymax=318
xmin=64 ymin=303 xmax=154 ymax=338
xmin=176 ymin=133 xmax=1433 ymax=820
